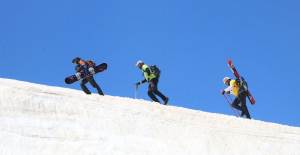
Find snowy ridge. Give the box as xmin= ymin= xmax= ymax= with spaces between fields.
xmin=0 ymin=78 xmax=299 ymax=155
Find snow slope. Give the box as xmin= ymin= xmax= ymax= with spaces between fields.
xmin=0 ymin=78 xmax=299 ymax=155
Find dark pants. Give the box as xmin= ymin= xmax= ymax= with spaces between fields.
xmin=148 ymin=78 xmax=167 ymax=103
xmin=231 ymin=91 xmax=251 ymax=119
xmin=80 ymin=77 xmax=104 ymax=95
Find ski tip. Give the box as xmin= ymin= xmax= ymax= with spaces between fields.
xmin=227 ymin=59 xmax=234 ymax=68
xmin=64 ymin=78 xmax=72 ymax=84
xmin=227 ymin=59 xmax=232 ymax=64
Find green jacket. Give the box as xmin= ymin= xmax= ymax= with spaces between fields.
xmin=141 ymin=64 xmax=156 ymax=82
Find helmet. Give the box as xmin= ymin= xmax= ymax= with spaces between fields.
xmin=136 ymin=60 xmax=144 ymax=67
xmin=72 ymin=57 xmax=81 ymax=64
xmin=223 ymin=77 xmax=231 ymax=84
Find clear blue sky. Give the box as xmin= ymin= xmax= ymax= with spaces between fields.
xmin=1 ymin=0 xmax=299 ymax=127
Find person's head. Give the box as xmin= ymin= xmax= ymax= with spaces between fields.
xmin=72 ymin=57 xmax=81 ymax=64
xmin=72 ymin=57 xmax=84 ymax=65
xmin=223 ymin=77 xmax=231 ymax=86
xmin=136 ymin=60 xmax=144 ymax=69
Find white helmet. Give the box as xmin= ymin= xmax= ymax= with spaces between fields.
xmin=136 ymin=60 xmax=144 ymax=67
xmin=223 ymin=77 xmax=230 ymax=84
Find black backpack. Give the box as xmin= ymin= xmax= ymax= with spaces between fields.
xmin=149 ymin=65 xmax=161 ymax=77
xmin=236 ymin=77 xmax=248 ymax=91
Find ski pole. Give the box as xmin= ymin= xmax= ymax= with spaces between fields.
xmin=134 ymin=85 xmax=138 ymax=99
xmin=224 ymin=94 xmax=239 ymax=116
xmin=223 ymin=94 xmax=239 ymax=117
xmin=228 ymin=95 xmax=233 ymax=103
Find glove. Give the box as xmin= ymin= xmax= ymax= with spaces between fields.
xmin=135 ymin=82 xmax=141 ymax=87
xmin=221 ymin=89 xmax=225 ymax=95
xmin=75 ymin=72 xmax=82 ymax=80
xmin=88 ymin=67 xmax=96 ymax=75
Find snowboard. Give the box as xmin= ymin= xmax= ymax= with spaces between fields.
xmin=65 ymin=63 xmax=107 ymax=84
xmin=227 ymin=60 xmax=256 ymax=105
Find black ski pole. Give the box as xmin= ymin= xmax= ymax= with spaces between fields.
xmin=134 ymin=85 xmax=138 ymax=99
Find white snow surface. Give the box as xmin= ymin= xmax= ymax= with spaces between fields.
xmin=0 ymin=78 xmax=300 ymax=155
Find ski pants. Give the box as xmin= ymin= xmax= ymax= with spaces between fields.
xmin=80 ymin=76 xmax=104 ymax=95
xmin=148 ymin=78 xmax=167 ymax=103
xmin=231 ymin=91 xmax=251 ymax=119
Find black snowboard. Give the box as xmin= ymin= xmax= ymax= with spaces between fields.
xmin=65 ymin=63 xmax=107 ymax=84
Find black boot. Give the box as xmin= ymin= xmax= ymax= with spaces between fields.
xmin=163 ymin=97 xmax=169 ymax=105
xmin=93 ymin=83 xmax=104 ymax=95
xmin=153 ymin=90 xmax=168 ymax=104
xmin=81 ymin=84 xmax=91 ymax=94
xmin=89 ymin=77 xmax=104 ymax=96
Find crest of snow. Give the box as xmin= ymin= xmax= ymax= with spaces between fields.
xmin=0 ymin=78 xmax=299 ymax=155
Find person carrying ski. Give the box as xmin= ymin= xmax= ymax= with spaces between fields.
xmin=135 ymin=60 xmax=169 ymax=105
xmin=72 ymin=57 xmax=104 ymax=95
xmin=221 ymin=77 xmax=251 ymax=119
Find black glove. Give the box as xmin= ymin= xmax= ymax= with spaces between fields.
xmin=135 ymin=82 xmax=141 ymax=87
xmin=221 ymin=89 xmax=225 ymax=95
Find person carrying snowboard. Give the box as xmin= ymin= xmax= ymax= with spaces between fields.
xmin=135 ymin=60 xmax=169 ymax=105
xmin=72 ymin=57 xmax=104 ymax=95
xmin=221 ymin=77 xmax=251 ymax=119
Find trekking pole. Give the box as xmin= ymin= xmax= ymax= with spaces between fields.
xmin=227 ymin=95 xmax=238 ymax=114
xmin=223 ymin=94 xmax=239 ymax=117
xmin=228 ymin=95 xmax=234 ymax=103
xmin=134 ymin=85 xmax=138 ymax=99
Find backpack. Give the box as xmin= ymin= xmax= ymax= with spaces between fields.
xmin=236 ymin=77 xmax=248 ymax=91
xmin=149 ymin=65 xmax=161 ymax=77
